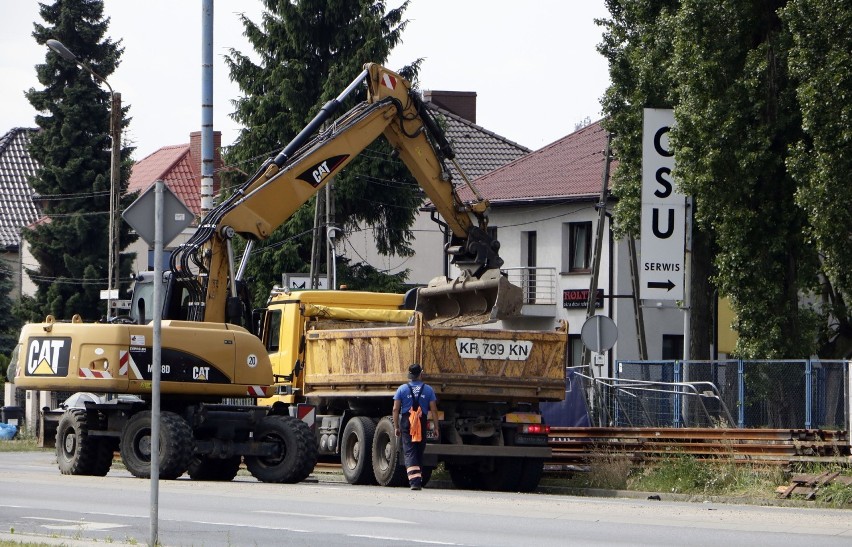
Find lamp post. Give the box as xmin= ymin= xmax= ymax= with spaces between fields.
xmin=47 ymin=39 xmax=121 ymax=319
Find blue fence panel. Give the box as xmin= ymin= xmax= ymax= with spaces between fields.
xmin=612 ymin=359 xmax=848 ymax=430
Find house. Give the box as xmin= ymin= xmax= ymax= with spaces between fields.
xmin=0 ymin=128 xmax=40 ymax=299
xmin=125 ymin=131 xmax=223 ymax=272
xmin=448 ymin=119 xmax=685 ymax=372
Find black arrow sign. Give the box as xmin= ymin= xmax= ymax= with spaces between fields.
xmin=647 ymin=279 xmax=676 ymax=291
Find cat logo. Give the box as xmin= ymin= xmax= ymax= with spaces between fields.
xmin=296 ymin=155 xmax=349 ymax=187
xmin=25 ymin=337 xmax=71 ymax=377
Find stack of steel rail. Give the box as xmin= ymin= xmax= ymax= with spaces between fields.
xmin=548 ymin=427 xmax=850 ymax=466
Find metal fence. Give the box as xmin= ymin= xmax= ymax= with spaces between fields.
xmin=596 ymin=359 xmax=850 ymax=430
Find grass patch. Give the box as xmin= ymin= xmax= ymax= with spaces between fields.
xmin=628 ymin=454 xmax=786 ymax=496
xmin=0 ymin=429 xmax=48 ymax=453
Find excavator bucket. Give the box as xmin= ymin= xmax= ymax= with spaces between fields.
xmin=415 ymin=270 xmax=524 ymax=327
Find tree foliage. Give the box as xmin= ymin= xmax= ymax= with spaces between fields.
xmin=599 ymin=0 xmax=850 ymax=359
xmin=23 ymin=0 xmax=135 ymax=321
xmin=782 ymin=0 xmax=852 ymax=357
xmin=0 ymin=262 xmax=19 ymax=359
xmin=224 ymin=0 xmax=421 ymax=307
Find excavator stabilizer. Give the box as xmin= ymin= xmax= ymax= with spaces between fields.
xmin=415 ymin=270 xmax=524 ymax=327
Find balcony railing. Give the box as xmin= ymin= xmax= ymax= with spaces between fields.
xmin=503 ymin=266 xmax=558 ymax=306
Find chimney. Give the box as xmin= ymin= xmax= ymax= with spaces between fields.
xmin=189 ymin=130 xmax=223 ymax=196
xmin=422 ymin=90 xmax=477 ymax=123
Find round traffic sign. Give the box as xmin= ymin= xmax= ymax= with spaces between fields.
xmin=581 ymin=315 xmax=618 ymax=353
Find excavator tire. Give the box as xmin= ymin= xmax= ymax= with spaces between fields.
xmin=188 ymin=455 xmax=242 ymax=482
xmin=119 ymin=411 xmax=193 ymax=480
xmin=371 ymin=416 xmax=408 ymax=487
xmin=246 ymin=415 xmax=317 ymax=483
xmin=340 ymin=416 xmax=377 ymax=485
xmin=56 ymin=409 xmax=111 ymax=476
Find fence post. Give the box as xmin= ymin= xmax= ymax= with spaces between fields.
xmin=805 ymin=359 xmax=812 ymax=429
xmin=737 ymin=359 xmax=745 ymax=428
xmin=673 ymin=361 xmax=682 ymax=428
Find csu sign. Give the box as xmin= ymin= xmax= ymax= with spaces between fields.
xmin=640 ymin=109 xmax=686 ymax=301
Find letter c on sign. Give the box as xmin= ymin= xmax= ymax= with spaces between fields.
xmin=654 ymin=126 xmax=673 ymax=157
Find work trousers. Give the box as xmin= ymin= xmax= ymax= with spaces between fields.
xmin=399 ymin=413 xmax=427 ymax=487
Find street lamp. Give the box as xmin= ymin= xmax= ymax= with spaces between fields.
xmin=47 ymin=39 xmax=122 ymax=319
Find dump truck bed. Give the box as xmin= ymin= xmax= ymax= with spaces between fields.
xmin=302 ymin=316 xmax=567 ymax=402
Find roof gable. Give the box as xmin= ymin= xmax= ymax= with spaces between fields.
xmin=459 ymin=119 xmax=609 ymax=203
xmin=429 ymin=104 xmax=530 ymax=180
xmin=128 ymin=144 xmax=200 ymax=214
xmin=0 ymin=128 xmax=40 ymax=249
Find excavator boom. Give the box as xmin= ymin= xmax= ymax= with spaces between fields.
xmin=171 ymin=64 xmax=521 ymax=326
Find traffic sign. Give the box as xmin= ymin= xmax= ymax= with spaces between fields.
xmin=581 ymin=315 xmax=618 ymax=353
xmin=640 ymin=108 xmax=686 ymax=300
xmin=122 ymin=181 xmax=194 ymax=246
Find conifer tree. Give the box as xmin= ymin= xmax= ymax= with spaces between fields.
xmin=23 ymin=0 xmax=134 ymax=321
xmin=224 ymin=0 xmax=420 ymax=305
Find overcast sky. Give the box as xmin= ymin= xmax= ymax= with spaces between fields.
xmin=0 ymin=0 xmax=610 ymax=161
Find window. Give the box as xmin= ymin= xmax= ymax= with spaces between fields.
xmin=562 ymin=222 xmax=592 ymax=272
xmin=265 ymin=310 xmax=282 ymax=352
xmin=662 ymin=335 xmax=684 ymax=361
xmin=521 ymin=231 xmax=537 ymax=304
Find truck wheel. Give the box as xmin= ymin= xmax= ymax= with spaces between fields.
xmin=448 ymin=463 xmax=484 ymax=490
xmin=246 ymin=415 xmax=317 ymax=484
xmin=481 ymin=458 xmax=523 ymax=492
xmin=516 ymin=458 xmax=544 ymax=492
xmin=56 ymin=409 xmax=108 ymax=476
xmin=371 ymin=417 xmax=407 ymax=487
xmin=188 ymin=456 xmax=242 ymax=481
xmin=341 ymin=416 xmax=377 ymax=485
xmin=119 ymin=411 xmax=193 ymax=480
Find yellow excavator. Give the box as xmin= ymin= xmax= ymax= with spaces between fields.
xmin=14 ymin=64 xmax=526 ymax=484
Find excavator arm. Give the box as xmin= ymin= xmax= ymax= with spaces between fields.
xmin=172 ymin=64 xmax=520 ymax=325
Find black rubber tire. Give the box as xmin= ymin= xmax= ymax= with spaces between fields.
xmin=56 ymin=409 xmax=108 ymax=476
xmin=340 ymin=416 xmax=377 ymax=485
xmin=187 ymin=456 xmax=242 ymax=481
xmin=448 ymin=463 xmax=484 ymax=490
xmin=516 ymin=458 xmax=544 ymax=493
xmin=480 ymin=458 xmax=524 ymax=492
xmin=119 ymin=411 xmax=193 ymax=480
xmin=371 ymin=417 xmax=408 ymax=487
xmin=421 ymin=466 xmax=433 ymax=488
xmin=246 ymin=415 xmax=317 ymax=484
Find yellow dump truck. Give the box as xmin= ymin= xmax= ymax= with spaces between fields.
xmin=258 ymin=288 xmax=567 ymax=491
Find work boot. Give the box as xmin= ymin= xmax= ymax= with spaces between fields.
xmin=411 ymin=484 xmax=422 ymax=491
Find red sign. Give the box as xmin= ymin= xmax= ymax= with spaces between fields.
xmin=563 ymin=289 xmax=604 ymax=309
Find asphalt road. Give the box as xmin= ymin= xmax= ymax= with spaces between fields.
xmin=1 ymin=451 xmax=851 ymax=546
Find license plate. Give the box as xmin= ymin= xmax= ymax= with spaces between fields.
xmin=455 ymin=338 xmax=533 ymax=361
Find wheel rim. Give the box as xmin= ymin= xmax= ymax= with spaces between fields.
xmin=343 ymin=434 xmax=360 ymax=470
xmin=133 ymin=429 xmax=152 ymax=462
xmin=258 ymin=432 xmax=286 ymax=466
xmin=63 ymin=429 xmax=76 ymax=457
xmin=377 ymin=433 xmax=392 ymax=471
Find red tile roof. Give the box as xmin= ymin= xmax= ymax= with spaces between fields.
xmin=128 ymin=144 xmax=201 ymax=215
xmin=458 ymin=119 xmax=609 ymax=204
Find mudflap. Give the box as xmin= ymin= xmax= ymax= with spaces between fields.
xmin=415 ymin=270 xmax=523 ymax=327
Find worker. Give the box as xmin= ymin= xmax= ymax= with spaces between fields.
xmin=392 ymin=363 xmax=439 ymax=490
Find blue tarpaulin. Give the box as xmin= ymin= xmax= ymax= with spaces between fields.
xmin=541 ymin=370 xmax=591 ymax=427
xmin=0 ymin=423 xmax=17 ymax=440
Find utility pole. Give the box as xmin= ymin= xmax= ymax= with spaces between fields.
xmin=581 ymin=134 xmax=613 ymax=373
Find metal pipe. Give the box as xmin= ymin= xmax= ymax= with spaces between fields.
xmin=201 ymin=0 xmax=215 ymax=216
